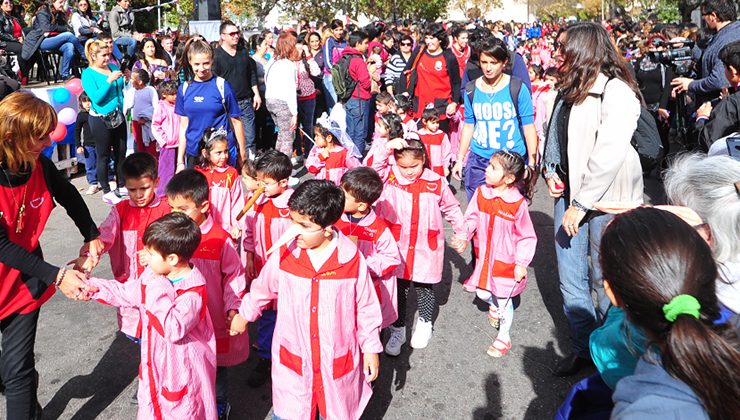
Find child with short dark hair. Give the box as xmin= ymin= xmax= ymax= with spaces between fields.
xmin=240 ymin=149 xmax=294 ymax=387
xmin=363 ymin=112 xmax=404 ymax=167
xmin=152 ymin=80 xmax=180 ymax=197
xmin=418 ymin=107 xmax=452 ymax=177
xmin=125 ymin=68 xmax=159 ymax=157
xmin=194 ymin=128 xmax=245 ymax=241
xmin=79 ymin=152 xmax=171 ymax=341
xmin=228 ymin=180 xmax=383 ymax=420
xmin=337 ymin=167 xmax=401 ymax=330
xmin=394 ymin=94 xmax=416 ymax=134
xmin=86 ymin=212 xmax=217 ymax=419
xmin=74 ymin=92 xmax=104 ymax=195
xmin=166 ymin=170 xmax=248 ymax=417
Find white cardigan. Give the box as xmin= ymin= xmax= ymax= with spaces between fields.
xmin=264 ymin=58 xmax=298 ymax=115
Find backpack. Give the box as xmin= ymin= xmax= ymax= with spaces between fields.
xmin=331 ymin=53 xmax=360 ymax=104
xmin=465 ymin=75 xmax=523 ymax=131
xmin=600 ymin=79 xmax=664 ymax=169
xmin=182 ymin=76 xmax=234 ymax=135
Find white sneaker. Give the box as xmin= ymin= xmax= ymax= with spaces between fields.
xmin=118 ymin=187 xmax=128 ymax=196
xmin=410 ymin=319 xmax=433 ymax=349
xmin=85 ymin=184 xmax=101 ymax=195
xmin=384 ymin=325 xmax=406 ymax=356
xmin=102 ymin=190 xmax=122 ymax=205
xmin=109 ymin=181 xmax=117 ymax=191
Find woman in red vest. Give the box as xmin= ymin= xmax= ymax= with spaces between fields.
xmin=0 ymin=92 xmax=102 ymax=419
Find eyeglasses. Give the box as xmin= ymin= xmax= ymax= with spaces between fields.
xmin=223 ymin=31 xmax=241 ymax=38
xmin=400 ymin=42 xmax=412 ymax=47
xmin=256 ymin=178 xmax=280 ymax=188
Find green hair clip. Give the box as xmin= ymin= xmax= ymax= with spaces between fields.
xmin=662 ymin=294 xmax=701 ymax=323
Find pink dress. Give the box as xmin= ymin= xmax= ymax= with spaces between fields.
xmin=402 ymin=115 xmax=418 ymax=135
xmin=461 ymin=185 xmax=537 ymax=297
xmin=241 ymin=189 xmax=295 ymax=272
xmin=363 ymin=136 xmax=391 ymax=168
xmin=336 ymin=210 xmax=401 ymax=328
xmin=305 ymin=145 xmax=361 ymax=185
xmin=418 ymin=128 xmax=452 ymax=177
xmin=192 ymin=216 xmax=249 ymax=366
xmin=371 ymin=149 xmax=465 ymax=283
xmin=98 ymin=198 xmax=172 ymax=338
xmin=196 ymin=166 xmax=245 ymax=234
xmin=88 ymin=268 xmax=217 ymax=420
xmin=238 ymin=232 xmax=383 ymax=420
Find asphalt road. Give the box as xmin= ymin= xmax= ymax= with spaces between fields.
xmin=1 ymin=170 xmax=666 ymax=419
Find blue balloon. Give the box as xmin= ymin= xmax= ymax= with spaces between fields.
xmin=52 ymin=88 xmax=71 ymax=104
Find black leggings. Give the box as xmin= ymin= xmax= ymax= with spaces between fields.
xmin=89 ymin=114 xmax=127 ymax=193
xmin=393 ymin=279 xmax=435 ymax=327
xmin=1 ymin=309 xmax=40 ymax=419
xmin=3 ymin=41 xmax=28 ymax=77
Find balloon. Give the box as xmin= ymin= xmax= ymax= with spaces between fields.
xmin=57 ymin=107 xmax=77 ymax=125
xmin=52 ymin=88 xmax=71 ymax=105
xmin=64 ymin=78 xmax=84 ymax=96
xmin=50 ymin=122 xmax=67 ymax=142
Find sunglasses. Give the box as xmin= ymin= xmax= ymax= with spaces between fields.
xmin=400 ymin=42 xmax=412 ymax=46
xmin=223 ymin=31 xmax=241 ymax=38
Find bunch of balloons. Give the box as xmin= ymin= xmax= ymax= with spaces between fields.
xmin=49 ymin=78 xmax=85 ymax=142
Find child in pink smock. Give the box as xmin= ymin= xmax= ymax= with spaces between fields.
xmin=363 ymin=112 xmax=404 ymax=168
xmin=86 ymin=213 xmax=217 ymax=419
xmin=151 ymin=80 xmax=180 ymax=197
xmin=370 ymin=138 xmax=465 ymax=354
xmin=228 ymin=180 xmax=383 ymax=420
xmin=394 ymin=94 xmax=417 ymax=135
xmin=336 ymin=167 xmax=401 ymax=330
xmin=417 ymin=107 xmax=452 ymax=177
xmin=78 ymin=153 xmax=171 ymax=341
xmin=306 ymin=114 xmax=361 ymax=185
xmin=372 ymin=92 xmax=396 ymax=143
xmin=452 ymin=150 xmax=537 ymax=358
xmin=194 ymin=128 xmax=245 ymax=241
xmin=240 ymin=149 xmax=295 ymax=387
xmin=166 ymin=170 xmax=248 ymax=417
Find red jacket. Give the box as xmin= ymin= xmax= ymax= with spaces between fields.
xmin=343 ymin=47 xmax=372 ymax=100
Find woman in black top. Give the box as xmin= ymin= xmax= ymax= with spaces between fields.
xmin=0 ymin=0 xmax=28 ymax=79
xmin=0 ymin=92 xmax=102 ymax=419
xmin=635 ymin=35 xmax=674 ymax=155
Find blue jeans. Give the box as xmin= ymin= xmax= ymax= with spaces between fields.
xmin=238 ymin=98 xmax=256 ymax=158
xmin=82 ymin=145 xmax=98 ymax=185
xmin=256 ymin=309 xmax=276 ymax=359
xmin=322 ymin=74 xmax=337 ymax=109
xmin=463 ymin=152 xmax=490 ymax=202
xmin=113 ymin=36 xmax=137 ymax=60
xmin=295 ymin=97 xmax=316 ymax=157
xmin=553 ymin=197 xmax=613 ymax=358
xmin=344 ymin=97 xmax=370 ymax=155
xmin=39 ymin=32 xmax=84 ymax=78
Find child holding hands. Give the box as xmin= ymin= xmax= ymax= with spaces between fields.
xmin=229 ymin=180 xmax=383 ymax=420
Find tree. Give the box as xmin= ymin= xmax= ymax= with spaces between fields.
xmin=455 ymin=0 xmax=503 ymax=20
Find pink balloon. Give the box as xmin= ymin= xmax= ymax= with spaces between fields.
xmin=64 ymin=77 xmax=84 ymax=96
xmin=57 ymin=107 xmax=77 ymax=125
xmin=50 ymin=122 xmax=67 ymax=142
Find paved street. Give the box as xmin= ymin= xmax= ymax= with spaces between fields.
xmin=0 ymin=172 xmax=651 ymax=420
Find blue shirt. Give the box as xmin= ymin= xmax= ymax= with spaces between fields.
xmin=81 ymin=64 xmax=125 ymax=115
xmin=175 ymin=76 xmax=241 ymax=157
xmin=464 ymin=77 xmax=535 ymax=160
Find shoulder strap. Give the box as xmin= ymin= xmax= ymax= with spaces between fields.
xmin=182 ymin=81 xmax=189 ymax=95
xmin=216 ymin=76 xmax=225 ymax=104
xmin=509 ymin=76 xmax=522 ymax=126
xmin=465 ymin=78 xmax=477 ymax=105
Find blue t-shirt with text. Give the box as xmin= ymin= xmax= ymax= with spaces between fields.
xmin=464 ymin=78 xmax=534 ymax=160
xmin=174 ymin=77 xmax=241 ymax=157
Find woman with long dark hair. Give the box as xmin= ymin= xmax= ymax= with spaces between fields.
xmin=132 ymin=36 xmax=171 ymax=84
xmin=602 ymin=207 xmax=740 ymax=419
xmin=0 ymin=0 xmax=28 ymax=80
xmin=541 ymin=22 xmax=644 ymax=376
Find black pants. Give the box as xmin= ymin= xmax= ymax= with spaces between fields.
xmin=3 ymin=41 xmax=28 ymax=77
xmin=393 ymin=279 xmax=435 ymax=327
xmin=216 ymin=366 xmax=228 ymax=404
xmin=1 ymin=309 xmax=40 ymax=419
xmin=89 ymin=114 xmax=127 ymax=193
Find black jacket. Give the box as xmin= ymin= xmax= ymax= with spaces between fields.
xmin=0 ymin=12 xmax=22 ymax=43
xmin=697 ymin=88 xmax=740 ymax=148
xmin=21 ymin=6 xmax=71 ymax=61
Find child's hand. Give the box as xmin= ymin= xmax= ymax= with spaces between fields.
xmin=245 ymin=253 xmax=256 ymax=279
xmin=81 ymin=239 xmax=104 ymax=266
xmin=385 ymin=138 xmax=408 ymax=151
xmin=228 ymin=313 xmax=248 ymax=335
xmin=137 ymin=249 xmax=151 ymax=267
xmin=229 ymin=227 xmax=242 ymax=242
xmin=226 ymin=309 xmax=237 ymax=327
xmin=68 ymin=255 xmax=95 ymax=274
xmin=363 ymin=352 xmax=379 ymax=382
xmin=450 ymin=235 xmax=467 ymax=254
xmin=76 ymin=146 xmax=85 ymax=155
xmin=514 ymin=265 xmax=528 ymax=283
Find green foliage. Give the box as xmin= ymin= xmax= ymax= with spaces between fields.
xmin=654 ymin=0 xmax=682 ymax=23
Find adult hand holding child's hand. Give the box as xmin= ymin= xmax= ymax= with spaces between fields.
xmin=228 ymin=312 xmax=247 ymax=336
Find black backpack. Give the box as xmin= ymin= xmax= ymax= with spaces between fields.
xmin=600 ymin=79 xmax=664 ymax=170
xmin=331 ymin=54 xmax=360 ymax=104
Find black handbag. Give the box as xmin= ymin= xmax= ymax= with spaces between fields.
xmin=101 ymin=109 xmax=124 ymax=129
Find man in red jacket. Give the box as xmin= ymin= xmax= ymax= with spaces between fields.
xmin=343 ymin=30 xmax=371 ymax=155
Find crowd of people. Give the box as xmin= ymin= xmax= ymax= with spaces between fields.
xmin=0 ymin=0 xmax=738 ymax=419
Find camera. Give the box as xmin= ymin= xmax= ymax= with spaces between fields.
xmin=649 ymin=40 xmax=695 ymax=77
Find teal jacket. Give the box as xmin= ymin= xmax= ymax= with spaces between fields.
xmin=81 ymin=64 xmax=125 ymax=115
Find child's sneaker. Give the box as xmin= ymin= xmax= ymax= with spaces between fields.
xmin=384 ymin=325 xmax=406 ymax=356
xmin=217 ymin=401 xmax=231 ymax=420
xmin=85 ymin=184 xmax=101 ymax=195
xmin=102 ymin=190 xmax=122 ymax=205
xmin=410 ymin=319 xmax=433 ymax=349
